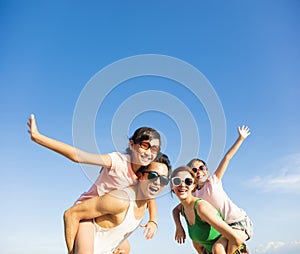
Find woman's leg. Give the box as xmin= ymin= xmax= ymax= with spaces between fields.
xmin=212 ymin=236 xmax=227 ymax=254
xmin=213 ymin=229 xmax=248 ymax=254
xmin=64 ymin=197 xmax=104 ymax=254
xmin=73 ymin=220 xmax=94 ymax=254
xmin=114 ymin=239 xmax=131 ymax=254
xmin=192 ymin=241 xmax=204 ymax=254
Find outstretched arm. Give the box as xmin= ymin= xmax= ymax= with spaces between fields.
xmin=215 ymin=125 xmax=250 ymax=180
xmin=27 ymin=114 xmax=111 ymax=167
xmin=64 ymin=191 xmax=129 ymax=253
xmin=172 ymin=203 xmax=186 ymax=244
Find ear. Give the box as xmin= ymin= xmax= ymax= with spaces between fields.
xmin=128 ymin=140 xmax=135 ymax=152
xmin=129 ymin=140 xmax=135 ymax=148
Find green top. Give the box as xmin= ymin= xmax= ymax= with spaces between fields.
xmin=183 ymin=199 xmax=222 ymax=253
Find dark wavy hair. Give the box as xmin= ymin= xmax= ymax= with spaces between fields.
xmin=126 ymin=127 xmax=161 ymax=154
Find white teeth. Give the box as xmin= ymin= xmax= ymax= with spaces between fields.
xmin=149 ymin=186 xmax=159 ymax=192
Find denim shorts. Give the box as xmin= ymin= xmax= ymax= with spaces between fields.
xmin=228 ymin=215 xmax=253 ymax=240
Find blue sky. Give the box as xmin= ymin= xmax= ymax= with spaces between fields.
xmin=1 ymin=1 xmax=300 ymax=253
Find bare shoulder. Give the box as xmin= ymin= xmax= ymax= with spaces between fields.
xmin=106 ymin=189 xmax=131 ymax=211
xmin=195 ymin=199 xmax=215 ymax=213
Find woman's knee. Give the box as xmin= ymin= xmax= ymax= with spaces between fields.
xmin=63 ymin=208 xmax=73 ymax=223
xmin=212 ymin=241 xmax=226 ymax=254
xmin=63 ymin=205 xmax=81 ymax=223
xmin=118 ymin=239 xmax=131 ymax=254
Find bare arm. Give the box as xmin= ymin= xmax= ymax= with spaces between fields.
xmin=196 ymin=201 xmax=242 ymax=254
xmin=147 ymin=199 xmax=157 ymax=223
xmin=67 ymin=191 xmax=129 ymax=220
xmin=172 ymin=203 xmax=186 ymax=244
xmin=142 ymin=199 xmax=158 ymax=239
xmin=64 ymin=190 xmax=129 ymax=253
xmin=215 ymin=125 xmax=250 ymax=180
xmin=27 ymin=114 xmax=112 ymax=167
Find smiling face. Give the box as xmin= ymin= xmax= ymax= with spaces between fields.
xmin=191 ymin=160 xmax=209 ymax=187
xmin=130 ymin=139 xmax=160 ymax=167
xmin=171 ymin=167 xmax=196 ymax=201
xmin=138 ymin=161 xmax=168 ymax=200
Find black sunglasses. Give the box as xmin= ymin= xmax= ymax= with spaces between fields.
xmin=192 ymin=165 xmax=207 ymax=173
xmin=171 ymin=177 xmax=194 ymax=187
xmin=144 ymin=171 xmax=169 ymax=186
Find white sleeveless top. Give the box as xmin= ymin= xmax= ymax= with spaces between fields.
xmin=93 ymin=188 xmax=143 ymax=254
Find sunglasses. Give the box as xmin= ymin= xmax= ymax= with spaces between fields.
xmin=144 ymin=171 xmax=169 ymax=186
xmin=139 ymin=141 xmax=160 ymax=154
xmin=192 ymin=165 xmax=207 ymax=173
xmin=171 ymin=177 xmax=194 ymax=187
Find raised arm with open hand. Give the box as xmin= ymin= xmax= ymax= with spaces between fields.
xmin=238 ymin=125 xmax=251 ymax=140
xmin=27 ymin=114 xmax=111 ymax=167
xmin=214 ymin=125 xmax=250 ymax=180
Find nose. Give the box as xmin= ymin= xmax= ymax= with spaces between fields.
xmin=152 ymin=177 xmax=160 ymax=186
xmin=144 ymin=148 xmax=152 ymax=155
xmin=179 ymin=180 xmax=186 ymax=187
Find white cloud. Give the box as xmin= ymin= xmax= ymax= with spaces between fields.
xmin=254 ymin=240 xmax=300 ymax=253
xmin=248 ymin=153 xmax=300 ymax=193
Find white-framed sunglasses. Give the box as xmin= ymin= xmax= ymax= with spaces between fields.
xmin=171 ymin=176 xmax=194 ymax=187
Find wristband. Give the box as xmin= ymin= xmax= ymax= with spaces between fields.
xmin=148 ymin=220 xmax=158 ymax=228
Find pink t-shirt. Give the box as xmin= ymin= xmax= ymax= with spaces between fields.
xmin=76 ymin=152 xmax=138 ymax=203
xmin=193 ymin=174 xmax=246 ymax=224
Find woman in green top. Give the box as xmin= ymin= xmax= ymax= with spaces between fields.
xmin=170 ymin=166 xmax=243 ymax=254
